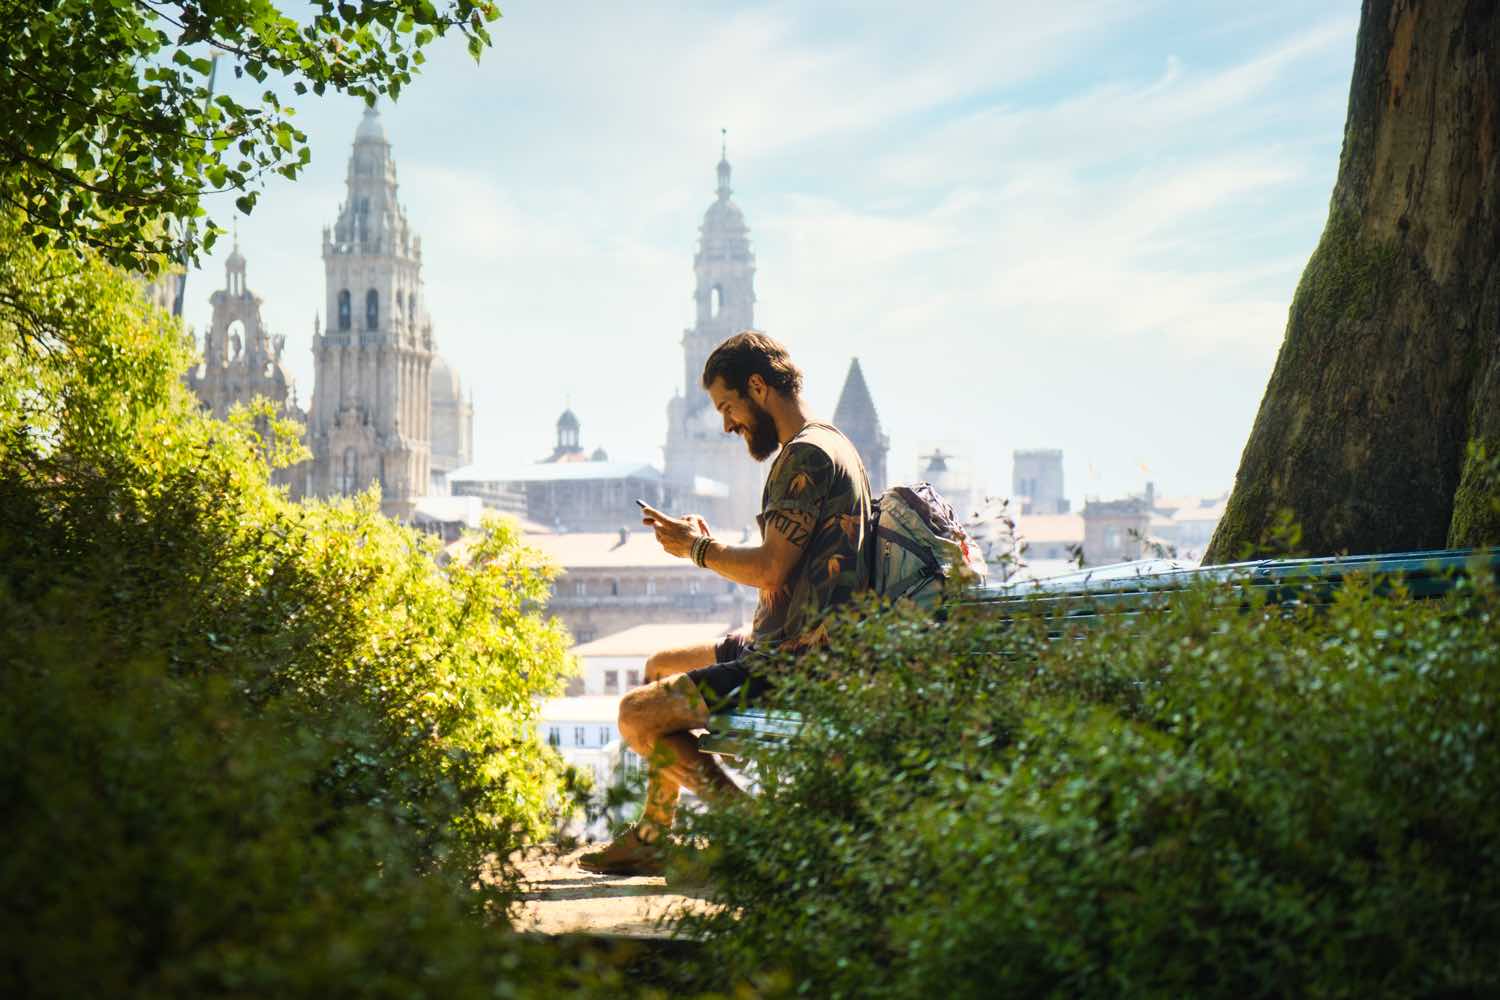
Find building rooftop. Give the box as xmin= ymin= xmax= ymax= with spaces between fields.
xmin=570 ymin=622 xmax=732 ymax=658
xmin=449 ymin=460 xmax=663 ymax=484
xmin=523 ymin=529 xmax=702 ymax=570
xmin=411 ymin=494 xmax=487 ymax=527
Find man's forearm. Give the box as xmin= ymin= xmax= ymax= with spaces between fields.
xmin=701 ymin=540 xmax=777 ymax=589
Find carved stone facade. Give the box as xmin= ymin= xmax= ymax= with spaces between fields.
xmin=662 ymin=145 xmax=766 ymax=531
xmin=185 ymin=244 xmax=306 ymax=492
xmin=307 ymin=107 xmax=434 ymax=519
xmin=188 ymin=244 xmax=297 ymax=422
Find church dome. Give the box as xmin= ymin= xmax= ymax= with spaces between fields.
xmin=355 ymin=105 xmax=386 ymax=143
xmin=700 ymin=149 xmax=748 ymax=239
xmin=557 ymin=408 xmax=580 ymax=431
xmin=429 ymin=354 xmax=461 ymax=402
xmin=590 ymin=446 xmax=609 ymax=462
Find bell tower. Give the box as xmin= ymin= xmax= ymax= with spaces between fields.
xmin=307 ymin=106 xmax=434 ymax=518
xmin=663 ymin=135 xmax=765 ymax=529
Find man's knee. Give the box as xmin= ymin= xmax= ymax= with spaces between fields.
xmin=617 ymin=675 xmax=708 ymax=751
xmin=617 ymin=686 xmax=651 ymax=749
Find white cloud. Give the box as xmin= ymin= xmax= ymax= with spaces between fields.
xmin=186 ymin=2 xmax=1357 ymax=503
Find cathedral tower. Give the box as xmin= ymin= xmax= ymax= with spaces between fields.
xmin=307 ymin=107 xmax=434 ymax=517
xmin=663 ymin=139 xmax=765 ymax=529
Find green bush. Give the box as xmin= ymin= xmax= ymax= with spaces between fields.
xmin=0 ymin=209 xmax=625 ymax=995
xmin=677 ymin=575 xmax=1500 ymax=997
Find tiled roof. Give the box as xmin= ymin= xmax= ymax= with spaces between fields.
xmin=523 ymin=530 xmax=699 ymax=569
xmin=448 ymin=460 xmax=662 ymax=484
xmin=570 ymin=622 xmax=732 ymax=657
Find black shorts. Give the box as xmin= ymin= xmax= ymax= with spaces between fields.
xmin=685 ymin=631 xmax=772 ymax=710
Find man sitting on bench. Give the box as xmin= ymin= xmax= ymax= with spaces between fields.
xmin=579 ymin=331 xmax=872 ymax=876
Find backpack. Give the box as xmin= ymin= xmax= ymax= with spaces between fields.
xmin=867 ymin=482 xmax=988 ymax=611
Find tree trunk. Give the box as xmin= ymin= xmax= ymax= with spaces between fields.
xmin=1205 ymin=0 xmax=1500 ymax=563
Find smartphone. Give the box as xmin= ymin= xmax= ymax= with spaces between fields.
xmin=635 ymin=498 xmax=650 ymax=510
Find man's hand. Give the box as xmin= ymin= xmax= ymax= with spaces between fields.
xmin=639 ymin=502 xmax=705 ymax=559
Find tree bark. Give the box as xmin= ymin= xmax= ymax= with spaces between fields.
xmin=1205 ymin=0 xmax=1500 ymax=563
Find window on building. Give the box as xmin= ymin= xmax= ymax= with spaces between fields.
xmin=599 ymin=726 xmax=612 ymax=746
xmin=626 ymin=669 xmax=640 ymax=689
xmin=573 ymin=726 xmax=587 ymax=746
xmin=688 ymin=579 xmax=699 ymax=595
xmin=395 ymin=290 xmax=403 ymax=317
xmin=574 ymin=627 xmax=596 ymax=643
xmin=337 ymin=290 xmax=351 ymax=331
xmin=645 ymin=578 xmax=656 ymax=596
xmin=408 ymin=294 xmax=415 ymax=321
xmin=546 ymin=727 xmax=560 ymax=747
xmin=711 ymin=285 xmax=723 ymax=317
xmin=365 ymin=289 xmax=379 ymax=329
xmin=574 ymin=580 xmax=587 ymax=596
xmin=603 ymin=670 xmax=619 ymax=694
xmin=610 ymin=579 xmax=619 ymax=596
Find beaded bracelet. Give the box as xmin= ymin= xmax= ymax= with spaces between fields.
xmin=692 ymin=535 xmax=713 ymax=568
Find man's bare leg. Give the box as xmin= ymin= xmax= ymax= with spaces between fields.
xmin=579 ymin=672 xmax=746 ymax=874
xmin=621 ymin=673 xmax=746 ymax=838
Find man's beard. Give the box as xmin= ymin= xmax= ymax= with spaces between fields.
xmin=741 ymin=397 xmax=781 ymax=461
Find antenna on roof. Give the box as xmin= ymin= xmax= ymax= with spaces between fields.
xmin=720 ymin=127 xmax=727 ymax=160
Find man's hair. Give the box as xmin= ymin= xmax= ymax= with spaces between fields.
xmin=701 ymin=330 xmax=804 ymax=398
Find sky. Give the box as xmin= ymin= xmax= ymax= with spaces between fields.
xmin=186 ymin=0 xmax=1361 ymax=505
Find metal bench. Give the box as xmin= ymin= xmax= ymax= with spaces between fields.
xmin=701 ymin=547 xmax=1500 ymax=755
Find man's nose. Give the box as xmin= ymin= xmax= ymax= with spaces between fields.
xmin=723 ymin=413 xmax=734 ymax=434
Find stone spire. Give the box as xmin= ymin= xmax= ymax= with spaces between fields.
xmin=833 ymin=357 xmax=890 ymax=494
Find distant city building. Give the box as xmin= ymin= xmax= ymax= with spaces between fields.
xmin=451 ymin=409 xmax=669 ymax=531
xmin=567 ymin=622 xmax=730 ymax=697
xmin=1081 ymin=496 xmax=1154 ymax=565
xmin=306 ymin=107 xmax=453 ymax=519
xmin=537 ymin=695 xmax=636 ymax=795
xmin=662 ymin=141 xmax=765 ymax=531
xmin=1146 ymin=489 xmax=1230 ymax=559
xmin=833 ymin=357 xmax=889 ymax=495
xmin=522 ymin=527 xmax=752 ymax=644
xmin=1013 ymin=448 xmax=1068 ymax=515
xmin=428 ymin=356 xmax=474 ymax=495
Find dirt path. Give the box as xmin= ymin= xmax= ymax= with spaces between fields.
xmin=513 ymin=846 xmax=717 ymax=939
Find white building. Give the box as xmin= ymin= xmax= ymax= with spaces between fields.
xmin=567 ymin=621 xmax=732 ymax=696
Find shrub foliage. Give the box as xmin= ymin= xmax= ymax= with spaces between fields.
xmin=0 ymin=209 xmax=602 ymax=995
xmin=678 ymin=577 xmax=1500 ymax=998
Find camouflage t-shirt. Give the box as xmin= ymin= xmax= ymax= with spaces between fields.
xmin=751 ymin=421 xmax=872 ymax=653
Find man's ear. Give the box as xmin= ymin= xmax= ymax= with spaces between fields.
xmin=746 ymin=373 xmax=768 ymax=404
